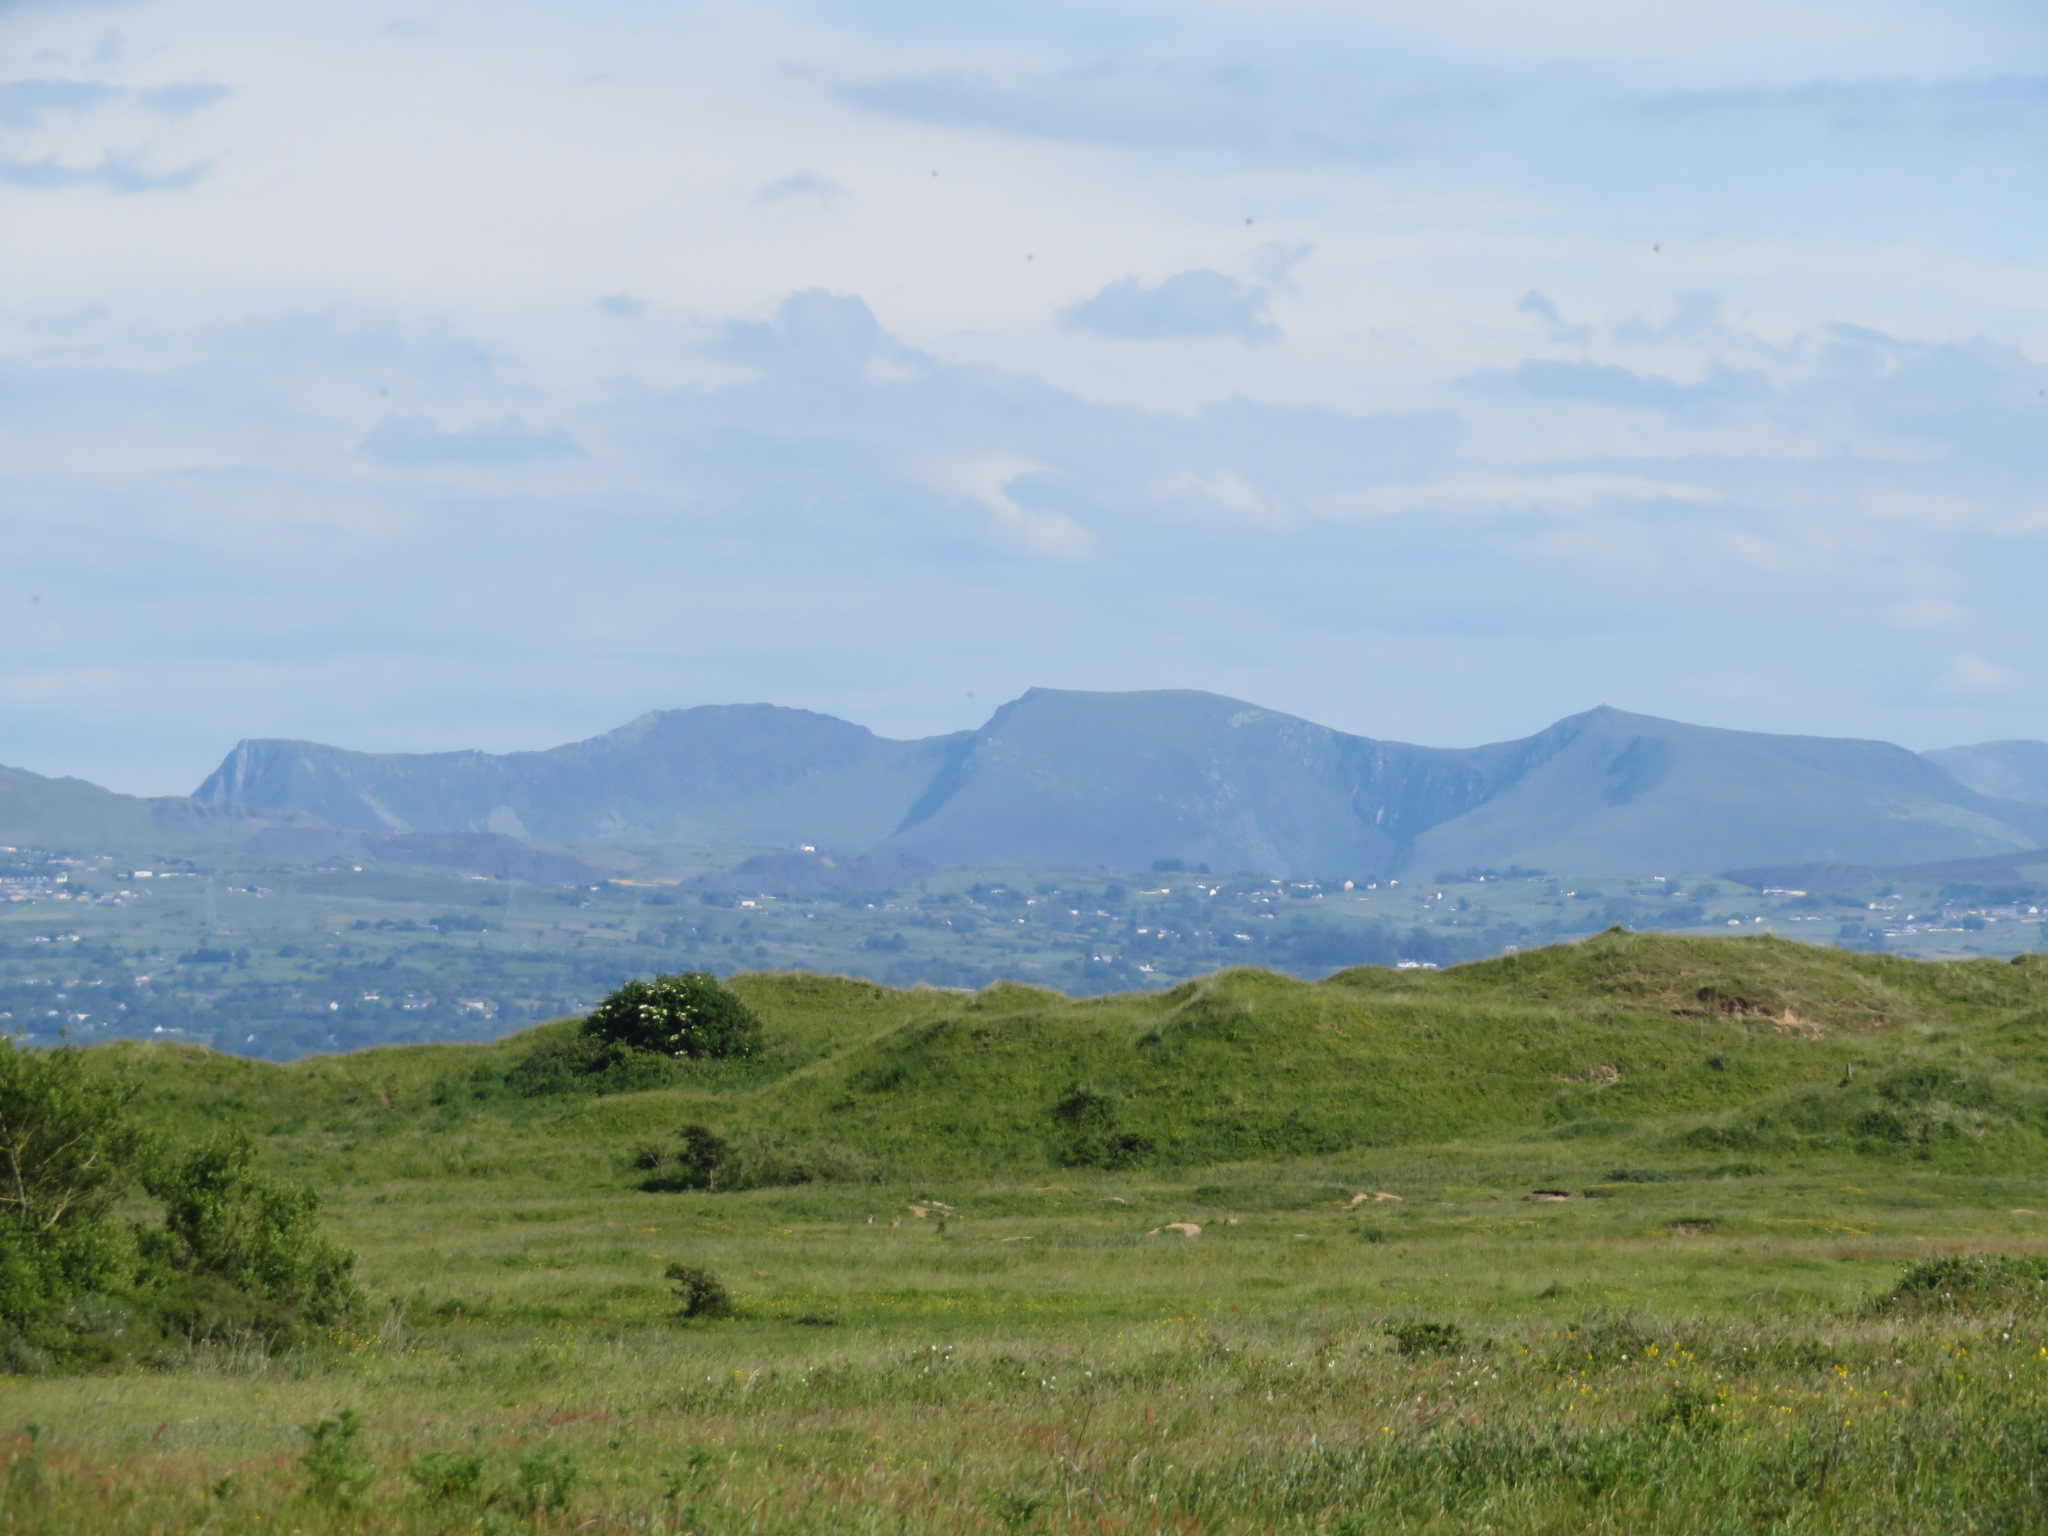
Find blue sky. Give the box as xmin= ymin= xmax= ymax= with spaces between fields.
xmin=2 ymin=0 xmax=2046 ymax=794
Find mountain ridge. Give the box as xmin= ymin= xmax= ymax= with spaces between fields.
xmin=183 ymin=689 xmax=2048 ymax=879
xmin=1924 ymin=740 xmax=2048 ymax=808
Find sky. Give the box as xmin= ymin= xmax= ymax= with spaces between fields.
xmin=3 ymin=0 xmax=2047 ymax=795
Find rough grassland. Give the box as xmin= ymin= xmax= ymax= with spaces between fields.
xmin=9 ymin=931 xmax=2048 ymax=1533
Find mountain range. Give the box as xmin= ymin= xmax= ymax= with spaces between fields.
xmin=1922 ymin=741 xmax=2048 ymax=808
xmin=149 ymin=687 xmax=2048 ymax=881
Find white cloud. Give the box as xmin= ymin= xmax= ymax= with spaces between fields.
xmin=1939 ymin=653 xmax=2023 ymax=696
xmin=1886 ymin=597 xmax=1968 ymax=629
xmin=1063 ymin=269 xmax=1277 ymax=343
xmin=1321 ymin=472 xmax=1723 ymax=520
xmin=921 ymin=455 xmax=1095 ymax=560
xmin=1149 ymin=468 xmax=1282 ymax=527
xmin=1 ymin=0 xmax=2047 ymax=789
xmin=358 ymin=414 xmax=583 ymax=466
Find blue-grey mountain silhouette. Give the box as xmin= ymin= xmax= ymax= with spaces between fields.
xmin=185 ymin=689 xmax=2048 ymax=879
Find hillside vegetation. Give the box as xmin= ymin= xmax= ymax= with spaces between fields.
xmin=112 ymin=929 xmax=2048 ymax=1190
xmin=10 ymin=931 xmax=2048 ymax=1534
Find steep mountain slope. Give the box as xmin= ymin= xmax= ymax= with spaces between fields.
xmin=194 ymin=705 xmax=971 ymax=847
xmin=1926 ymin=741 xmax=2048 ymax=807
xmin=1406 ymin=708 xmax=2046 ymax=877
xmin=0 ymin=762 xmax=327 ymax=856
xmin=876 ymin=687 xmax=1545 ymax=874
xmin=189 ymin=691 xmax=2048 ymax=877
xmin=877 ymin=693 xmax=2047 ymax=877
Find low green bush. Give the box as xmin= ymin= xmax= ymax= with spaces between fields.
xmin=665 ymin=1263 xmax=730 ymax=1319
xmin=636 ymin=1123 xmax=878 ymax=1192
xmin=0 ymin=1043 xmax=145 ymax=1351
xmin=140 ymin=1131 xmax=363 ymax=1332
xmin=406 ymin=1451 xmax=485 ymax=1505
xmin=586 ymin=972 xmax=762 ymax=1061
xmin=503 ymin=1031 xmax=687 ymax=1097
xmin=506 ymin=1447 xmax=582 ymax=1515
xmin=1878 ymin=1254 xmax=2048 ymax=1312
xmin=299 ymin=1409 xmax=374 ymax=1507
xmin=494 ymin=972 xmax=765 ymax=1098
xmin=1385 ymin=1321 xmax=1466 ymax=1356
xmin=0 ymin=1041 xmax=361 ymax=1371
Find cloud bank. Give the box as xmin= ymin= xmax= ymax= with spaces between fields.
xmin=0 ymin=0 xmax=2045 ymax=793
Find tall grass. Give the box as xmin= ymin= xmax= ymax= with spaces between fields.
xmin=7 ymin=934 xmax=2048 ymax=1532
xmin=7 ymin=1300 xmax=2048 ymax=1532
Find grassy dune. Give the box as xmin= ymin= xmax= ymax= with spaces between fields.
xmin=9 ymin=931 xmax=2048 ymax=1533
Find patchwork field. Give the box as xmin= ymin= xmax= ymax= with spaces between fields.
xmin=8 ymin=930 xmax=2048 ymax=1533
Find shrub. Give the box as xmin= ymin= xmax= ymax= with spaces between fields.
xmin=300 ymin=1408 xmax=374 ymax=1506
xmin=1059 ymin=1130 xmax=1156 ymax=1170
xmin=638 ymin=1126 xmax=877 ymax=1193
xmin=141 ymin=1131 xmax=363 ymax=1330
xmin=505 ymin=1032 xmax=685 ymax=1097
xmin=507 ymin=1448 xmax=582 ymax=1515
xmin=674 ymin=1124 xmax=731 ymax=1183
xmin=1385 ymin=1320 xmax=1465 ymax=1356
xmin=726 ymin=1139 xmax=879 ymax=1189
xmin=639 ymin=1124 xmax=733 ymax=1191
xmin=1051 ymin=1085 xmax=1115 ymax=1128
xmin=1879 ymin=1255 xmax=2048 ymax=1312
xmin=665 ymin=1263 xmax=730 ymax=1319
xmin=0 ymin=1044 xmax=360 ymax=1370
xmin=585 ymin=972 xmax=762 ymax=1061
xmin=406 ymin=1451 xmax=485 ymax=1505
xmin=0 ymin=1043 xmax=142 ymax=1346
xmin=1048 ymin=1084 xmax=1156 ymax=1168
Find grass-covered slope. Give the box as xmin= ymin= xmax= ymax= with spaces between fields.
xmin=109 ymin=931 xmax=2048 ymax=1190
xmin=21 ymin=932 xmax=2048 ymax=1535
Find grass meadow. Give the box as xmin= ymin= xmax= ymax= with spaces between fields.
xmin=10 ymin=932 xmax=2048 ymax=1533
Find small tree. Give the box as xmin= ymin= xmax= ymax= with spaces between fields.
xmin=0 ymin=1043 xmax=142 ymax=1336
xmin=142 ymin=1132 xmax=363 ymax=1327
xmin=664 ymin=1262 xmax=730 ymax=1319
xmin=584 ymin=973 xmax=762 ymax=1062
xmin=675 ymin=1125 xmax=732 ymax=1188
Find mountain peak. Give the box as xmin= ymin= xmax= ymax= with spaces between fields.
xmin=182 ymin=690 xmax=2048 ymax=877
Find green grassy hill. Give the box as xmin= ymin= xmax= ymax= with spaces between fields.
xmin=111 ymin=930 xmax=2048 ymax=1191
xmin=20 ymin=931 xmax=2048 ymax=1535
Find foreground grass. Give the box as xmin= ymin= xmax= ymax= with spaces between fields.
xmin=10 ymin=1156 xmax=2048 ymax=1534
